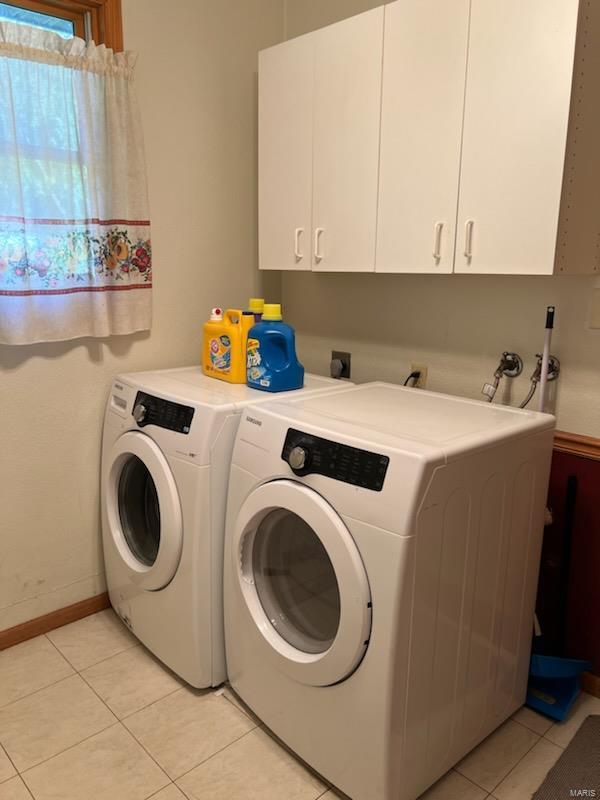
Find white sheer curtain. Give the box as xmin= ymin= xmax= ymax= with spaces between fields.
xmin=0 ymin=21 xmax=152 ymax=344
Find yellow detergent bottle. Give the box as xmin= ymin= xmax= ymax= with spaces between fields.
xmin=248 ymin=297 xmax=264 ymax=322
xmin=202 ymin=308 xmax=248 ymax=383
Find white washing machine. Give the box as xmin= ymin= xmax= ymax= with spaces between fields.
xmin=223 ymin=382 xmax=555 ymax=800
xmin=101 ymin=366 xmax=349 ymax=688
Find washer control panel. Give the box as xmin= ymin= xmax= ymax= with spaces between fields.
xmin=282 ymin=428 xmax=389 ymax=491
xmin=133 ymin=391 xmax=194 ymax=434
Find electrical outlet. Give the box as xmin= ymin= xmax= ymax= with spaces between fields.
xmin=331 ymin=351 xmax=351 ymax=380
xmin=409 ymin=363 xmax=428 ymax=389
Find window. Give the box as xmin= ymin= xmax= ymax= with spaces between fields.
xmin=0 ymin=3 xmax=76 ymax=38
xmin=0 ymin=0 xmax=123 ymax=50
xmin=0 ymin=0 xmax=151 ymax=345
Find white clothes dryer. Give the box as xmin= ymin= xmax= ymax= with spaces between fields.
xmin=101 ymin=367 xmax=349 ymax=688
xmin=223 ymin=382 xmax=555 ymax=800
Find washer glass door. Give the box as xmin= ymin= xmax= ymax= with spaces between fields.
xmin=235 ymin=480 xmax=371 ymax=686
xmin=106 ymin=431 xmax=183 ymax=590
xmin=118 ymin=454 xmax=161 ymax=567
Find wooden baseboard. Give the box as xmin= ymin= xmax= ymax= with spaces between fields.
xmin=581 ymin=670 xmax=600 ymax=699
xmin=0 ymin=593 xmax=110 ymax=651
xmin=554 ymin=430 xmax=600 ymax=460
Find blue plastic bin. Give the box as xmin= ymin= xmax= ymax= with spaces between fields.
xmin=526 ymin=654 xmax=592 ymax=721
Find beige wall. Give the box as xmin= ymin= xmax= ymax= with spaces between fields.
xmin=282 ymin=0 xmax=600 ymax=438
xmin=0 ymin=0 xmax=283 ymax=630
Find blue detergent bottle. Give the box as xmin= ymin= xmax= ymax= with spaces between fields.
xmin=246 ymin=304 xmax=304 ymax=392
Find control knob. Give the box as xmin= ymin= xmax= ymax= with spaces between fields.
xmin=133 ymin=403 xmax=147 ymax=424
xmin=288 ymin=445 xmax=309 ymax=471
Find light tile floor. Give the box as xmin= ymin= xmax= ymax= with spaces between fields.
xmin=0 ymin=609 xmax=597 ymax=800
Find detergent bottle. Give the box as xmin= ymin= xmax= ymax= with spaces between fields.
xmin=202 ymin=308 xmax=247 ymax=383
xmin=246 ymin=304 xmax=304 ymax=392
xmin=248 ymin=298 xmax=264 ymax=323
xmin=241 ymin=311 xmax=255 ymax=346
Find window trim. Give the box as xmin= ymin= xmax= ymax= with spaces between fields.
xmin=3 ymin=0 xmax=123 ymax=50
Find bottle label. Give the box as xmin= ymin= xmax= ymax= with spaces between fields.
xmin=209 ymin=334 xmax=231 ymax=373
xmin=247 ymin=337 xmax=271 ymax=387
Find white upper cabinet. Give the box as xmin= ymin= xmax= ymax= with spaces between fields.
xmin=312 ymin=7 xmax=384 ymax=272
xmin=258 ymin=34 xmax=314 ymax=271
xmin=376 ymin=0 xmax=470 ymax=274
xmin=258 ymin=0 xmax=594 ymax=275
xmin=455 ymin=0 xmax=579 ymax=274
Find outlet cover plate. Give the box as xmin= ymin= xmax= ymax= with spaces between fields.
xmin=331 ymin=351 xmax=351 ymax=380
xmin=409 ymin=363 xmax=428 ymax=388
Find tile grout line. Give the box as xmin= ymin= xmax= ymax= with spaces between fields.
xmin=510 ymin=712 xmax=553 ymax=737
xmin=43 ymin=609 xmax=139 ymax=672
xmin=456 ymin=705 xmax=583 ymax=796
xmin=18 ymin=775 xmax=36 ymax=800
xmin=1 ymin=773 xmax=36 ymax=800
xmin=4 ymin=620 xmax=176 ymax=795
xmin=487 ymin=729 xmax=546 ymax=796
xmin=71 ymin=664 xmax=174 ymax=788
xmin=0 ymin=772 xmax=35 ymax=800
xmin=144 ymin=782 xmax=184 ymax=800
xmin=44 ymin=635 xmax=122 ymax=724
xmin=0 ymin=741 xmax=20 ymax=787
xmin=0 ymin=635 xmax=76 ymax=711
xmin=172 ymin=725 xmax=259 ymax=786
xmin=0 ymin=670 xmax=83 ymax=716
xmin=121 ymin=686 xmax=261 ymax=784
xmin=16 ymin=717 xmax=119 ymax=775
xmin=50 ymin=631 xmax=188 ymax=726
xmin=0 ymin=669 xmax=75 ymax=710
xmin=256 ymin=722 xmax=332 ymax=794
xmin=454 ymin=723 xmax=543 ymax=795
xmin=18 ymin=721 xmax=121 ymax=783
xmin=5 ymin=637 xmax=138 ymax=781
xmin=46 ymin=629 xmax=257 ymax=789
xmin=119 ymin=686 xmax=185 ymax=723
xmin=542 ymin=732 xmax=567 ymax=747
xmin=18 ymin=721 xmax=172 ymax=799
xmin=220 ymin=686 xmax=263 ymax=726
xmin=70 ymin=639 xmax=140 ymax=672
xmin=114 ymin=722 xmax=175 ymax=789
xmin=115 ymin=725 xmax=172 ymax=796
xmin=3 ymin=709 xmax=118 ymax=778
xmin=51 ymin=638 xmax=140 ymax=675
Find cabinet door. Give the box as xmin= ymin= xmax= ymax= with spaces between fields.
xmin=455 ymin=0 xmax=579 ymax=275
xmin=259 ymin=35 xmax=314 ymax=271
xmin=312 ymin=8 xmax=384 ymax=272
xmin=376 ymin=0 xmax=469 ymax=274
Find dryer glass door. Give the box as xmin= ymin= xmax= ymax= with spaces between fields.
xmin=234 ymin=480 xmax=371 ymax=686
xmin=106 ymin=431 xmax=183 ymax=590
xmin=253 ymin=508 xmax=341 ymax=655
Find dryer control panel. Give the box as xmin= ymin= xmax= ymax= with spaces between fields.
xmin=282 ymin=428 xmax=389 ymax=491
xmin=133 ymin=391 xmax=194 ymax=434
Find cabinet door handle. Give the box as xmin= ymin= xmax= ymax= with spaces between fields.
xmin=433 ymin=222 xmax=444 ymax=261
xmin=294 ymin=228 xmax=303 ymax=261
xmin=314 ymin=228 xmax=324 ymax=262
xmin=464 ymin=219 xmax=474 ymax=260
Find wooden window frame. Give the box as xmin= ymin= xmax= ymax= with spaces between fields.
xmin=4 ymin=0 xmax=123 ymax=50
